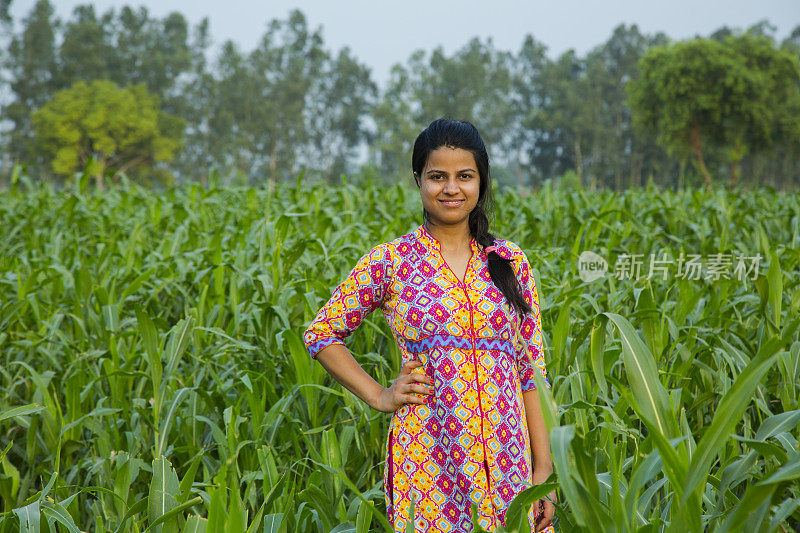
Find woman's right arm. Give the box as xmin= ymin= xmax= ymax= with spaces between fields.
xmin=315 ymin=343 xmax=433 ymax=413
xmin=305 ymin=244 xmax=433 ymax=412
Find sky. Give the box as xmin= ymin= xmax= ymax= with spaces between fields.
xmin=9 ymin=0 xmax=800 ymax=86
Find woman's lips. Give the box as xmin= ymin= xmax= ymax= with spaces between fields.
xmin=439 ymin=199 xmax=465 ymax=207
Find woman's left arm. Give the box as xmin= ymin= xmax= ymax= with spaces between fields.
xmin=513 ymin=247 xmax=556 ymax=530
xmin=522 ymin=388 xmax=552 ymax=475
xmin=523 ymin=388 xmax=556 ymax=530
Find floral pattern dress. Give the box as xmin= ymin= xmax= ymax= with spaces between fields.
xmin=304 ymin=225 xmax=553 ymax=532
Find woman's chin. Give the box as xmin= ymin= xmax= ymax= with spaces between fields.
xmin=427 ymin=212 xmax=469 ymax=227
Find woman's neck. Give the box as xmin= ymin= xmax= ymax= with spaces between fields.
xmin=425 ymin=221 xmax=471 ymax=253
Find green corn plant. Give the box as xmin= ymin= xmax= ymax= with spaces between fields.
xmin=1 ymin=174 xmax=798 ymax=531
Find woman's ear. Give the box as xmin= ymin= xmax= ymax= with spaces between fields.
xmin=413 ymin=172 xmax=420 ymax=188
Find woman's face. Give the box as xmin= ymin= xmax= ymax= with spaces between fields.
xmin=415 ymin=146 xmax=481 ymax=229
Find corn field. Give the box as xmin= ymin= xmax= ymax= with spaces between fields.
xmin=0 ymin=172 xmax=799 ymax=532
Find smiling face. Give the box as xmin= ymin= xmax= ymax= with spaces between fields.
xmin=414 ymin=146 xmax=481 ymax=229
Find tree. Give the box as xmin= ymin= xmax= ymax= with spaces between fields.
xmin=509 ymin=26 xmax=668 ymax=189
xmin=508 ymin=34 xmax=552 ymax=186
xmin=0 ymin=0 xmax=12 ymax=160
xmin=374 ymin=38 xmax=513 ymax=181
xmin=626 ymin=40 xmax=720 ymax=186
xmin=4 ymin=0 xmax=59 ymax=163
xmin=373 ymin=60 xmax=419 ymax=181
xmin=0 ymin=0 xmax=10 ymax=23
xmin=722 ymin=33 xmax=800 ymax=186
xmin=783 ymin=25 xmax=800 ymax=55
xmin=418 ymin=38 xmax=514 ymax=151
xmin=106 ymin=6 xmax=192 ymax=101
xmin=534 ymin=50 xmax=602 ymax=185
xmin=305 ymin=46 xmax=377 ymax=181
xmin=777 ymin=26 xmax=800 ymax=188
xmin=2 ymin=1 xmax=194 ymax=178
xmin=57 ymin=5 xmax=113 ymax=86
xmin=584 ymin=25 xmax=669 ymax=189
xmin=170 ymin=17 xmax=216 ymax=181
xmin=249 ymin=9 xmax=326 ymax=183
xmin=629 ymin=35 xmax=800 ymax=187
xmin=31 ymin=79 xmax=183 ymax=187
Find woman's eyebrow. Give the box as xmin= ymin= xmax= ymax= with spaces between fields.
xmin=425 ymin=168 xmax=477 ymax=175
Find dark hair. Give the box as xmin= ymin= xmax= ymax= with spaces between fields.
xmin=411 ymin=118 xmax=532 ymax=321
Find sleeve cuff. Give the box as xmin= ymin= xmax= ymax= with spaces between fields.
xmin=520 ymin=374 xmax=551 ymax=392
xmin=306 ymin=337 xmax=346 ymax=359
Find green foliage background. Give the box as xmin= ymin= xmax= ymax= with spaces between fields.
xmin=2 ymin=1 xmax=799 ymax=189
xmin=31 ymin=79 xmax=182 ymax=185
xmin=628 ymin=33 xmax=800 ymax=188
xmin=0 ymin=174 xmax=798 ymax=531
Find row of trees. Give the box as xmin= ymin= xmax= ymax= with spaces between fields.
xmin=2 ymin=0 xmax=799 ymax=188
xmin=630 ymin=30 xmax=800 ymax=188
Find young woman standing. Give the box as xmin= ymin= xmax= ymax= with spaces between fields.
xmin=304 ymin=118 xmax=556 ymax=532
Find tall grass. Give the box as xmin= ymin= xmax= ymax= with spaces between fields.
xmin=0 ymin=173 xmax=798 ymax=531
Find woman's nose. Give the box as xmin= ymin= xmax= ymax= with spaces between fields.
xmin=443 ymin=176 xmax=459 ymax=194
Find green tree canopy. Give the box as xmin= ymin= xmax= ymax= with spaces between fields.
xmin=628 ymin=34 xmax=800 ymax=187
xmin=305 ymin=46 xmax=377 ymax=181
xmin=2 ymin=0 xmax=194 ymax=175
xmin=31 ymin=79 xmax=183 ymax=186
xmin=724 ymin=33 xmax=800 ymax=185
xmin=374 ymin=37 xmax=513 ymax=180
xmin=2 ymin=3 xmax=799 ymax=189
xmin=5 ymin=0 xmax=58 ymax=162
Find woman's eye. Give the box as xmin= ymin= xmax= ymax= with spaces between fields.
xmin=428 ymin=174 xmax=473 ymax=180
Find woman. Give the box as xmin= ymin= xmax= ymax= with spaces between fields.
xmin=303 ymin=118 xmax=556 ymax=532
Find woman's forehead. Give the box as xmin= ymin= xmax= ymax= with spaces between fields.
xmin=424 ymin=146 xmax=477 ymax=170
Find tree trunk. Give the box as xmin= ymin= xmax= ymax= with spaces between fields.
xmin=574 ymin=138 xmax=583 ymax=185
xmin=782 ymin=151 xmax=790 ymax=191
xmin=324 ymin=144 xmax=332 ymax=183
xmin=94 ymin=157 xmax=106 ymax=190
xmin=729 ymin=160 xmax=739 ymax=189
xmin=689 ymin=122 xmax=712 ymax=187
xmin=679 ymin=158 xmax=687 ymax=190
xmin=631 ymin=155 xmax=643 ymax=189
xmin=269 ymin=144 xmax=278 ymax=188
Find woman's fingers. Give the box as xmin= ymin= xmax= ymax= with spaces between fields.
xmin=409 ymin=371 xmax=434 ymax=386
xmin=394 ymin=360 xmax=434 ymax=407
xmin=403 ymin=374 xmax=433 ymax=387
xmin=400 ymin=360 xmax=433 ymax=379
xmin=404 ymin=382 xmax=434 ymax=395
xmin=534 ymin=498 xmax=555 ymax=531
xmin=401 ymin=393 xmax=428 ymax=405
xmin=401 ymin=371 xmax=434 ymax=393
xmin=400 ymin=359 xmax=422 ymax=375
xmin=399 ymin=365 xmax=433 ymax=386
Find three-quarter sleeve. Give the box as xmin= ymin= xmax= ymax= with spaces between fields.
xmin=514 ymin=250 xmax=551 ymax=391
xmin=303 ymin=243 xmax=392 ymax=359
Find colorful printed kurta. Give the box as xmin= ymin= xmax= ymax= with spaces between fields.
xmin=304 ymin=225 xmax=553 ymax=532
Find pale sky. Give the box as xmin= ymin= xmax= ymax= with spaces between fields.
xmin=10 ymin=0 xmax=800 ymax=86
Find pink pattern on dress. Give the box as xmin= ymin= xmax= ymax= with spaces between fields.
xmin=304 ymin=225 xmax=554 ymax=532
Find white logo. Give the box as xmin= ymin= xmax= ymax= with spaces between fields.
xmin=578 ymin=251 xmax=607 ymax=282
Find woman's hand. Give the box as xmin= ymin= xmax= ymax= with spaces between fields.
xmin=373 ymin=359 xmax=434 ymax=413
xmin=532 ymin=467 xmax=556 ymax=531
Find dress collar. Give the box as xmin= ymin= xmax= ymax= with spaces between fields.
xmin=416 ymin=224 xmax=479 ymax=255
